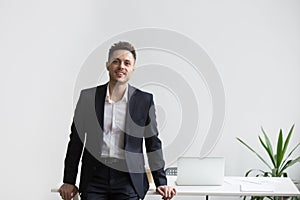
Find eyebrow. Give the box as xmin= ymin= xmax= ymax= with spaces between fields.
xmin=112 ymin=58 xmax=132 ymax=62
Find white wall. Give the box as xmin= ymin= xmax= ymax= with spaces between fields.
xmin=1 ymin=0 xmax=300 ymax=199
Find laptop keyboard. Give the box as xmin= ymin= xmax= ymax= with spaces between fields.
xmin=165 ymin=167 xmax=177 ymax=176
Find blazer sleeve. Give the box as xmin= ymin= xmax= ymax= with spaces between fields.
xmin=63 ymin=91 xmax=86 ymax=185
xmin=144 ymin=94 xmax=167 ymax=187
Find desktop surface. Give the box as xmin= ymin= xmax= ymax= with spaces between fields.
xmin=148 ymin=176 xmax=300 ymax=197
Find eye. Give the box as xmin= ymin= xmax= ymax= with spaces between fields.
xmin=112 ymin=59 xmax=120 ymax=64
xmin=124 ymin=61 xmax=131 ymax=66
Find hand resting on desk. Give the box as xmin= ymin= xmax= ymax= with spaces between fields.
xmin=156 ymin=185 xmax=177 ymax=200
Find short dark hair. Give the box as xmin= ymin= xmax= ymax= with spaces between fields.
xmin=108 ymin=41 xmax=136 ymax=61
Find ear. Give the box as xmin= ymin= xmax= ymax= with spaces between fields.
xmin=106 ymin=61 xmax=109 ymax=70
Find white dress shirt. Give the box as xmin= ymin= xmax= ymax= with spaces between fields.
xmin=101 ymin=85 xmax=128 ymax=159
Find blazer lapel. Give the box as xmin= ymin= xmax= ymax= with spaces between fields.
xmin=124 ymin=84 xmax=137 ymax=148
xmin=95 ymin=83 xmax=108 ymax=130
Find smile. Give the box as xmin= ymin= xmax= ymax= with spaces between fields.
xmin=116 ymin=71 xmax=126 ymax=76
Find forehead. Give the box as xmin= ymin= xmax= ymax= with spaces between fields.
xmin=110 ymin=49 xmax=135 ymax=61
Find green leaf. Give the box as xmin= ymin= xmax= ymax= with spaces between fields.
xmin=280 ymin=156 xmax=300 ymax=172
xmin=280 ymin=124 xmax=295 ymax=166
xmin=261 ymin=127 xmax=276 ymax=167
xmin=245 ymin=169 xmax=265 ymax=177
xmin=259 ymin=135 xmax=276 ymax=167
xmin=276 ymin=129 xmax=283 ymax=168
xmin=237 ymin=137 xmax=272 ymax=169
xmin=245 ymin=169 xmax=255 ymax=177
xmin=264 ymin=171 xmax=272 ymax=177
xmin=280 ymin=142 xmax=300 ymax=172
xmin=272 ymin=168 xmax=278 ymax=177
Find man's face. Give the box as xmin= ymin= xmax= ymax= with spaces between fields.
xmin=106 ymin=49 xmax=135 ymax=85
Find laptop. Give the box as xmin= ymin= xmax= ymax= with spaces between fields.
xmin=176 ymin=157 xmax=225 ymax=186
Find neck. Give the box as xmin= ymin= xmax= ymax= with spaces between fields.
xmin=108 ymin=81 xmax=127 ymax=102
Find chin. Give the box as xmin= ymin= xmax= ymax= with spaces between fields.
xmin=115 ymin=79 xmax=128 ymax=84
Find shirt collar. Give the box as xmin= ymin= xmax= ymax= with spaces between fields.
xmin=105 ymin=84 xmax=128 ymax=103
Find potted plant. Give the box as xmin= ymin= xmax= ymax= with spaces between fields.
xmin=236 ymin=124 xmax=300 ymax=200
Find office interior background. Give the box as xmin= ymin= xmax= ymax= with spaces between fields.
xmin=0 ymin=0 xmax=299 ymax=199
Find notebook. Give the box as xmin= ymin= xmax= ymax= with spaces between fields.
xmin=176 ymin=157 xmax=225 ymax=186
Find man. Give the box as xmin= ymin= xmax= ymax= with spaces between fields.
xmin=59 ymin=41 xmax=176 ymax=200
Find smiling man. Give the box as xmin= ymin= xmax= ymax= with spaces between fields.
xmin=59 ymin=41 xmax=176 ymax=200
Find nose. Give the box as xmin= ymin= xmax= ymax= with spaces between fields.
xmin=119 ymin=61 xmax=125 ymax=69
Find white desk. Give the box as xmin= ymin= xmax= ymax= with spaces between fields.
xmin=147 ymin=176 xmax=300 ymax=199
xmin=51 ymin=176 xmax=300 ymax=199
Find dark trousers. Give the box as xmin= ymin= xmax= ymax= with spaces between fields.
xmin=80 ymin=159 xmax=140 ymax=200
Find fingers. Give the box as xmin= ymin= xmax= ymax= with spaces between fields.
xmin=157 ymin=186 xmax=177 ymax=199
xmin=61 ymin=191 xmax=74 ymax=200
xmin=156 ymin=186 xmax=162 ymax=194
xmin=165 ymin=187 xmax=176 ymax=199
xmin=59 ymin=189 xmax=70 ymax=200
xmin=59 ymin=184 xmax=77 ymax=200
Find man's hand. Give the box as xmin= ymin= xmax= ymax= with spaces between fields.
xmin=58 ymin=183 xmax=78 ymax=200
xmin=156 ymin=185 xmax=176 ymax=200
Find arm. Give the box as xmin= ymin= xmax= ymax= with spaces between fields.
xmin=144 ymin=95 xmax=167 ymax=186
xmin=144 ymin=95 xmax=176 ymax=199
xmin=60 ymin=92 xmax=86 ymax=199
xmin=63 ymin=122 xmax=84 ymax=184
